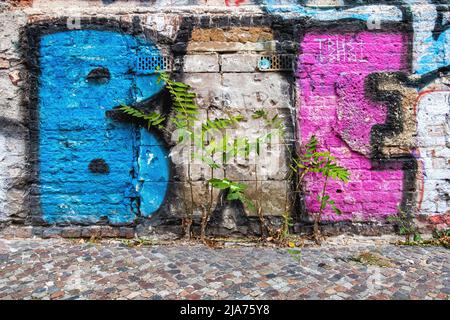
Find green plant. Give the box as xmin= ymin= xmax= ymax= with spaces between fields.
xmin=430 ymin=228 xmax=450 ymax=248
xmin=158 ymin=72 xmax=201 ymax=238
xmin=196 ymin=126 xmax=249 ymax=240
xmin=193 ymin=107 xmax=285 ymax=241
xmin=290 ymin=135 xmax=350 ymax=245
xmin=122 ymin=238 xmax=158 ymax=247
xmin=157 ymin=71 xmax=199 ymax=131
xmin=287 ymin=248 xmax=302 ymax=262
xmin=201 ymin=116 xmax=245 ymax=133
xmin=280 ymin=211 xmax=294 ymax=241
xmin=350 ymin=251 xmax=394 ymax=268
xmin=432 ymin=228 xmax=450 ymax=239
xmin=393 ymin=227 xmax=449 ymax=248
xmin=250 ymin=109 xmax=292 ymax=242
xmin=118 ymin=71 xmax=201 ymax=238
xmin=390 ymin=227 xmax=450 ymax=248
xmin=252 ymin=109 xmax=285 ymax=138
xmin=387 ymin=207 xmax=420 ymax=243
xmin=119 ymin=104 xmax=166 ymax=130
xmin=121 ymin=72 xmax=259 ymax=240
xmin=118 ymin=72 xmax=291 ymax=243
xmin=209 ymin=178 xmax=255 ymax=211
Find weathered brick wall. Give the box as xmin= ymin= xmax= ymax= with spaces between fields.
xmin=0 ymin=0 xmax=448 ymax=238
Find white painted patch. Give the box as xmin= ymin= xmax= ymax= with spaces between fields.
xmin=145 ymin=14 xmax=180 ymax=40
xmin=147 ymin=152 xmax=155 ymax=165
xmin=0 ymin=133 xmax=8 ymax=221
xmin=416 ymin=91 xmax=450 ymax=214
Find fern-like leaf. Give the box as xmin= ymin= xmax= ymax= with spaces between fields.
xmin=119 ymin=104 xmax=166 ymax=130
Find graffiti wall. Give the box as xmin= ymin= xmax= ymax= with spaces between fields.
xmin=0 ymin=0 xmax=448 ymax=237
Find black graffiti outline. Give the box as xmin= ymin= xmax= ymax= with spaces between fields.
xmin=432 ymin=2 xmax=450 ymax=41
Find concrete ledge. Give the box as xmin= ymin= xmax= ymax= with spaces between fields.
xmin=0 ymin=220 xmax=423 ymax=239
xmin=0 ymin=225 xmax=135 ymax=239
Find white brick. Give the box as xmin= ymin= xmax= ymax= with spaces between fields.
xmin=222 ymin=73 xmax=293 ymax=109
xmin=221 ymin=54 xmax=258 ymax=72
xmin=183 ymin=54 xmax=219 ymax=73
xmin=182 ymin=73 xmax=222 ymax=108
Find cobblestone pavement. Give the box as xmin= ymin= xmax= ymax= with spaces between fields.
xmin=0 ymin=237 xmax=448 ymax=300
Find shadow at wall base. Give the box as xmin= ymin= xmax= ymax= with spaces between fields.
xmin=293 ymin=221 xmax=396 ymax=237
xmin=0 ymin=219 xmax=429 ymax=240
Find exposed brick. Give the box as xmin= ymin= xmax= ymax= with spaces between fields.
xmin=61 ymin=227 xmax=82 ymax=238
xmin=42 ymin=228 xmax=62 ymax=239
xmin=8 ymin=0 xmax=33 ymax=7
xmin=0 ymin=226 xmax=16 ymax=239
xmin=8 ymin=70 xmax=21 ymax=86
xmin=190 ymin=27 xmax=273 ymax=44
xmin=100 ymin=226 xmax=120 ymax=238
xmin=119 ymin=227 xmax=135 ymax=239
xmin=0 ymin=58 xmax=9 ymax=69
xmin=14 ymin=227 xmax=33 ymax=238
xmin=81 ymin=226 xmax=102 ymax=238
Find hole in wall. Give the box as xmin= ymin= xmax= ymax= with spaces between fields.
xmin=88 ymin=158 xmax=110 ymax=174
xmin=87 ymin=67 xmax=111 ymax=84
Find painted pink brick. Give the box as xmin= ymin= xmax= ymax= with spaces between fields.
xmin=298 ymin=32 xmax=408 ymax=221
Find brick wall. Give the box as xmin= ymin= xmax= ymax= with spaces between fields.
xmin=0 ymin=0 xmax=448 ymax=238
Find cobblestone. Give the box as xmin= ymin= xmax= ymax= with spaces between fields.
xmin=0 ymin=238 xmax=448 ymax=300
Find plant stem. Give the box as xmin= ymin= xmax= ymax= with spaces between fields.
xmin=314 ymin=174 xmax=329 ymax=245
xmin=201 ymin=165 xmax=214 ymax=241
xmin=184 ymin=162 xmax=194 ymax=240
xmin=254 ymin=165 xmax=265 ymax=238
xmin=200 ymin=114 xmax=215 ymax=241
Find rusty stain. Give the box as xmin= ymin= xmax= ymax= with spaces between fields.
xmin=7 ymin=0 xmax=33 ymax=8
xmin=191 ymin=27 xmax=274 ymax=43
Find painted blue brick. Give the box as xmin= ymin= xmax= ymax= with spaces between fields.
xmin=138 ymin=182 xmax=170 ymax=217
xmin=38 ymin=30 xmax=169 ymax=224
xmin=137 ymin=145 xmax=170 ymax=182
